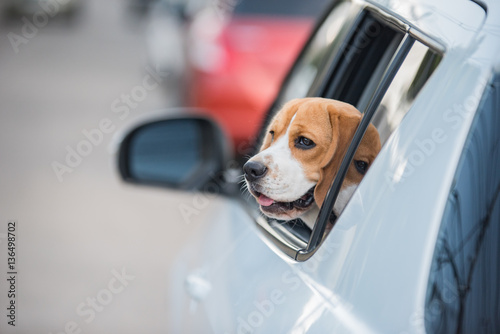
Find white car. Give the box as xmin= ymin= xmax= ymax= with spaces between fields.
xmin=117 ymin=0 xmax=500 ymax=332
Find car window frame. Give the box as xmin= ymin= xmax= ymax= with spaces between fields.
xmin=249 ymin=1 xmax=445 ymax=261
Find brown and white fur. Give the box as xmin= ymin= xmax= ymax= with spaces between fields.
xmin=243 ymin=98 xmax=381 ymax=229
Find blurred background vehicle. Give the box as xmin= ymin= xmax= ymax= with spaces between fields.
xmin=3 ymin=0 xmax=82 ymax=21
xmin=144 ymin=0 xmax=208 ymax=102
xmin=128 ymin=0 xmax=158 ymax=15
xmin=145 ymin=0 xmax=187 ymax=88
xmin=185 ymin=0 xmax=330 ymax=153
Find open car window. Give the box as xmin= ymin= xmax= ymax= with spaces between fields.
xmin=278 ymin=0 xmax=355 ymax=103
xmin=253 ymin=1 xmax=443 ymax=261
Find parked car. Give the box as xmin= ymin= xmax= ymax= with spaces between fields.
xmin=185 ymin=0 xmax=330 ymax=152
xmin=116 ymin=0 xmax=500 ymax=332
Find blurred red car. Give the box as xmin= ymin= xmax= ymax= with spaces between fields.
xmin=186 ymin=0 xmax=329 ymax=153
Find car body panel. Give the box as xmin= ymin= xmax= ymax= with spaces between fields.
xmin=166 ymin=0 xmax=500 ymax=332
xmin=169 ymin=200 xmax=375 ymax=334
xmin=371 ymin=0 xmax=486 ymax=49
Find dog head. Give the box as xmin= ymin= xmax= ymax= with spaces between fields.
xmin=243 ymin=98 xmax=381 ymax=224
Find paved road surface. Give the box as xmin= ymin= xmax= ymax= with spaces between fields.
xmin=0 ymin=1 xmax=214 ymax=332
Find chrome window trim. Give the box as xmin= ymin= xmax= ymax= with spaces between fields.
xmin=364 ymin=1 xmax=446 ymax=53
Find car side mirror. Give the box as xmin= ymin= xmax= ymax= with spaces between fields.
xmin=118 ymin=115 xmax=231 ymax=191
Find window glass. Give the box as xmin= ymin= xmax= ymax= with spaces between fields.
xmin=325 ymin=12 xmax=404 ymax=106
xmin=371 ymin=42 xmax=442 ymax=143
xmin=425 ymin=74 xmax=500 ymax=333
xmin=279 ymin=0 xmax=355 ymax=103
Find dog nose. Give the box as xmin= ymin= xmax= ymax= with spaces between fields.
xmin=243 ymin=161 xmax=268 ymax=181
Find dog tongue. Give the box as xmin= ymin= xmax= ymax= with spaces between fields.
xmin=258 ymin=194 xmax=275 ymax=207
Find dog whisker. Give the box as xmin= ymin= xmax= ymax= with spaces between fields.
xmin=240 ymin=183 xmax=250 ymax=193
xmin=242 ymin=191 xmax=253 ymax=203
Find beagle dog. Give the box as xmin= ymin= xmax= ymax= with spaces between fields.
xmin=243 ymin=98 xmax=381 ymax=229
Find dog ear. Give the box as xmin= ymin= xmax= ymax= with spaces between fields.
xmin=314 ymin=103 xmax=361 ymax=207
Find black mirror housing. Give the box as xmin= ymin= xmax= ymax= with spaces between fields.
xmin=118 ymin=114 xmax=231 ymax=191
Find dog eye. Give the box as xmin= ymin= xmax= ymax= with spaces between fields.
xmin=295 ymin=136 xmax=316 ymax=149
xmin=354 ymin=160 xmax=369 ymax=174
